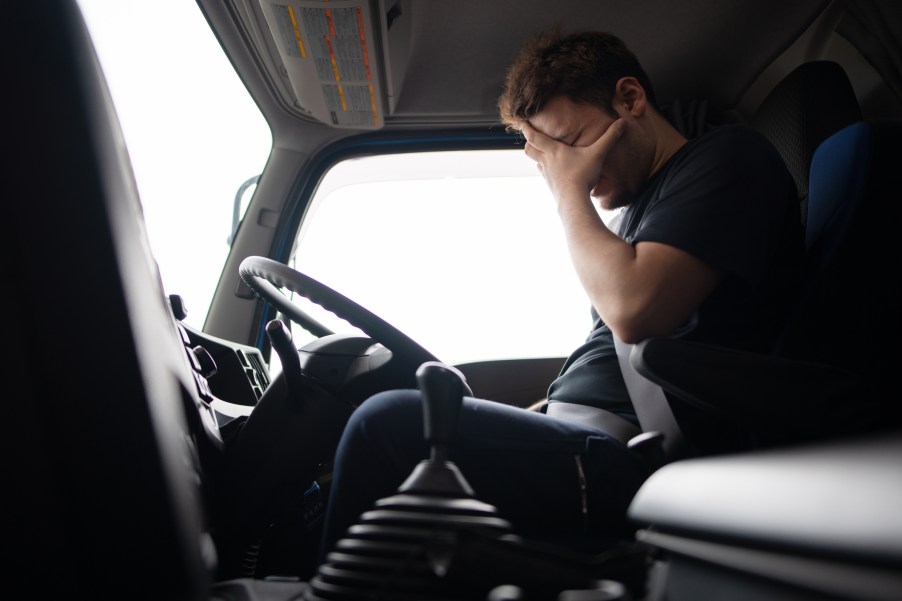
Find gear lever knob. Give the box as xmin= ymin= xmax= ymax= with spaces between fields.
xmin=416 ymin=361 xmax=466 ymax=462
xmin=393 ymin=361 xmax=474 ymax=497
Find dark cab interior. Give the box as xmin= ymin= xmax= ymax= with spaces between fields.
xmin=7 ymin=1 xmax=902 ymax=600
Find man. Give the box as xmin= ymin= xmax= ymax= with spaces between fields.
xmin=316 ymin=29 xmax=802 ymax=558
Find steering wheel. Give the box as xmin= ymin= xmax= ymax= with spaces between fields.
xmin=238 ymin=255 xmax=440 ymax=371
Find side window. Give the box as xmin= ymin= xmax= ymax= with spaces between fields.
xmin=288 ymin=149 xmax=605 ymax=365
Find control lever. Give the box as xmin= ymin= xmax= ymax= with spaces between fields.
xmin=417 ymin=360 xmax=466 ymax=463
xmin=266 ymin=319 xmax=305 ymax=403
xmin=397 ymin=360 xmax=474 ymax=496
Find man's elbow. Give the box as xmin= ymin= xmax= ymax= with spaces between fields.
xmin=605 ymin=304 xmax=674 ymax=344
xmin=608 ymin=323 xmax=647 ymax=345
xmin=605 ymin=307 xmax=654 ymax=344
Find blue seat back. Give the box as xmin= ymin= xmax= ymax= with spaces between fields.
xmin=751 ymin=61 xmax=862 ymax=225
xmin=784 ymin=120 xmax=901 ymax=406
xmin=806 ymin=122 xmax=872 ymax=268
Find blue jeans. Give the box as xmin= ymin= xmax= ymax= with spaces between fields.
xmin=318 ymin=390 xmax=651 ymax=561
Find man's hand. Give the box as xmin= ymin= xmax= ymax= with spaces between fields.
xmin=521 ymin=118 xmax=625 ymax=203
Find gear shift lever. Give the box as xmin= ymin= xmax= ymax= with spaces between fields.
xmin=305 ymin=360 xmax=513 ymax=601
xmin=397 ymin=361 xmax=475 ymax=496
xmin=418 ymin=361 xmax=466 ymax=462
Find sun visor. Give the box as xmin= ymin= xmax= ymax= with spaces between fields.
xmin=255 ymin=0 xmax=409 ymax=129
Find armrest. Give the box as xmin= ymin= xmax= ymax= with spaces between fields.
xmin=630 ymin=337 xmax=865 ymax=443
xmin=626 ymin=432 xmax=902 ymax=599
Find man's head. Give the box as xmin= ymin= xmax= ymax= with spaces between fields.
xmin=500 ymin=29 xmax=683 ymax=211
xmin=498 ymin=29 xmax=658 ymax=130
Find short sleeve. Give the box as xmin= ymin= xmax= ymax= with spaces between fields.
xmin=631 ymin=126 xmax=797 ymax=286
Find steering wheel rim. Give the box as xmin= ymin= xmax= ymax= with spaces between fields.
xmin=239 ymin=256 xmax=440 ymax=369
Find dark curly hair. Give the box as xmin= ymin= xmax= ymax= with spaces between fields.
xmin=498 ymin=28 xmax=658 ymax=132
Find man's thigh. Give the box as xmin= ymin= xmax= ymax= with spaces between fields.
xmin=450 ymin=398 xmax=649 ymax=540
xmin=348 ymin=391 xmax=649 ymax=541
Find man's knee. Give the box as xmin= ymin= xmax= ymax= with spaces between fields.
xmin=344 ymin=388 xmax=424 ymax=441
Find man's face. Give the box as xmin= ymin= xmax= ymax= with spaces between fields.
xmin=528 ymin=95 xmax=647 ymax=210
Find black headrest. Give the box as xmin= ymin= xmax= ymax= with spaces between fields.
xmin=751 ymin=61 xmax=862 ymax=219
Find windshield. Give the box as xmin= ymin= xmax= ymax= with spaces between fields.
xmin=287 ymin=149 xmax=618 ymax=365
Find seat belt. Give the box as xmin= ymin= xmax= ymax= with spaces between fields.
xmin=605 ymin=210 xmax=693 ymax=462
xmin=544 ymin=401 xmax=642 ymax=444
xmin=613 ymin=335 xmax=691 ymax=462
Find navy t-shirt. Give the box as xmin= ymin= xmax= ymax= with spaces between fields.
xmin=546 ymin=124 xmax=803 ymax=453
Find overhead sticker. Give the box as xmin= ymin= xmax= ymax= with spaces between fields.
xmin=261 ymin=0 xmax=382 ymax=129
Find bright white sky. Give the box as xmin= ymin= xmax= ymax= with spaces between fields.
xmin=76 ymin=0 xmax=272 ymax=329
